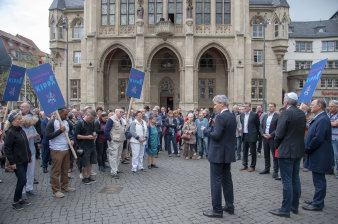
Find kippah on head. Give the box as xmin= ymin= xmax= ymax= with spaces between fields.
xmin=287 ymin=92 xmax=298 ymax=101
xmin=8 ymin=112 xmax=19 ymax=123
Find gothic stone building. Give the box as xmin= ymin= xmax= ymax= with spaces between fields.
xmin=49 ymin=0 xmax=289 ymax=112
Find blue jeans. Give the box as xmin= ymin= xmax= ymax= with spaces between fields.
xmin=42 ymin=142 xmax=51 ymax=168
xmin=278 ymin=158 xmax=301 ymax=213
xmin=165 ymin=135 xmax=178 ymax=155
xmin=312 ymin=172 xmax=326 ymax=208
xmin=332 ymin=140 xmax=338 ymax=170
xmin=197 ymin=136 xmax=208 ymax=157
xmin=236 ymin=137 xmax=242 ymax=158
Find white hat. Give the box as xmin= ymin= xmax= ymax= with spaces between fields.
xmin=287 ymin=92 xmax=298 ymax=101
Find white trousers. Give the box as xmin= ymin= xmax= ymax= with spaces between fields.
xmin=130 ymin=143 xmax=145 ymax=172
xmin=23 ymin=154 xmax=35 ymax=193
xmin=107 ymin=141 xmax=123 ymax=175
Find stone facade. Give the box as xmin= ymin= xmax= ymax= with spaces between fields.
xmin=49 ymin=0 xmax=289 ymax=112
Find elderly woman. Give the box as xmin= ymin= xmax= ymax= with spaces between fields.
xmin=130 ymin=111 xmax=148 ymax=173
xmin=146 ymin=116 xmax=159 ymax=169
xmin=4 ymin=112 xmax=32 ymax=210
xmin=21 ymin=116 xmax=40 ymax=198
xmin=182 ymin=113 xmax=197 ymax=160
xmin=164 ymin=110 xmax=179 ymax=157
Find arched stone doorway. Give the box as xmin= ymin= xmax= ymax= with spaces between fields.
xmin=197 ymin=47 xmax=228 ymax=110
xmin=102 ymin=48 xmax=133 ymax=110
xmin=149 ymin=47 xmax=181 ymax=110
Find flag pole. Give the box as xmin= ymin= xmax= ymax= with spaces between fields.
xmin=55 ymin=110 xmax=77 ymax=159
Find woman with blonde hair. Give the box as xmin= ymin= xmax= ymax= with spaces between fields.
xmin=21 ymin=116 xmax=40 ymax=198
xmin=182 ymin=113 xmax=197 ymax=160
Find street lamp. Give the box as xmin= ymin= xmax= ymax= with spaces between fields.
xmin=60 ymin=16 xmax=69 ymax=107
xmin=262 ymin=13 xmax=269 ymax=112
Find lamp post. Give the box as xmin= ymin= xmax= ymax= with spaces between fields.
xmin=60 ymin=16 xmax=69 ymax=107
xmin=262 ymin=13 xmax=268 ymax=112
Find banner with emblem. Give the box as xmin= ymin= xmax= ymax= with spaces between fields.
xmin=298 ymin=58 xmax=328 ymax=103
xmin=2 ymin=64 xmax=26 ymax=101
xmin=126 ymin=68 xmax=145 ymax=99
xmin=26 ymin=63 xmax=65 ymax=115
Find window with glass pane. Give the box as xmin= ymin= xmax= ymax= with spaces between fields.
xmin=148 ymin=0 xmax=162 ymax=24
xmin=216 ymin=0 xmax=231 ymax=24
xmin=328 ymin=41 xmax=334 ymax=51
xmin=167 ymin=0 xmax=182 ymax=24
xmin=322 ymin=41 xmax=327 ymax=51
xmin=119 ymin=79 xmax=128 ymax=99
xmin=120 ymin=0 xmax=134 ymax=25
xmin=195 ymin=0 xmax=210 ymax=24
xmin=102 ymin=0 xmax=108 ymax=25
xmin=70 ymin=79 xmax=80 ymax=99
xmin=335 ymin=61 xmax=338 ymax=68
xmin=251 ymin=79 xmax=263 ymax=100
xmin=282 ymin=20 xmax=286 ymax=37
xmin=252 ymin=20 xmax=263 ymax=38
xmin=254 ymin=50 xmax=262 ymax=64
xmin=74 ymin=51 xmax=81 ymax=64
xmin=52 ymin=22 xmax=56 ymax=39
xmin=299 ymin=80 xmax=304 ymax=88
xmin=327 ymin=79 xmax=333 ymax=88
xmin=336 ymin=41 xmax=338 ymax=51
xmin=321 ymin=79 xmax=326 ymax=88
xmin=109 ymin=0 xmax=115 ymax=25
xmin=334 ymin=79 xmax=338 ymax=88
xmin=283 ymin=60 xmax=287 ymax=71
xmin=274 ymin=20 xmax=278 ymax=37
xmin=58 ymin=27 xmax=63 ymax=39
xmin=199 ymin=79 xmax=206 ymax=99
xmin=73 ymin=22 xmax=83 ymax=39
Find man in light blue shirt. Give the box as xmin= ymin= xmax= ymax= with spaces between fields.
xmin=195 ymin=112 xmax=209 ymax=159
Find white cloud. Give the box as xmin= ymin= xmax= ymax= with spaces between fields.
xmin=0 ymin=0 xmax=53 ymax=53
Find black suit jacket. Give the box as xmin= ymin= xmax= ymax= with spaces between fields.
xmin=274 ymin=105 xmax=306 ymax=159
xmin=240 ymin=111 xmax=260 ymax=142
xmin=204 ymin=110 xmax=236 ymax=164
xmin=260 ymin=113 xmax=279 ymax=138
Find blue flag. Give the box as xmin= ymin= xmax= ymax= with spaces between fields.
xmin=298 ymin=59 xmax=328 ymax=103
xmin=26 ymin=63 xmax=65 ymax=115
xmin=126 ymin=68 xmax=145 ymax=99
xmin=2 ymin=64 xmax=26 ymax=101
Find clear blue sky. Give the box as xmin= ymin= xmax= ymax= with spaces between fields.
xmin=0 ymin=0 xmax=337 ymax=53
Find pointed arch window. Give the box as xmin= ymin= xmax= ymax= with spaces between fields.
xmin=51 ymin=21 xmax=56 ymax=39
xmin=196 ymin=0 xmax=210 ymax=25
xmin=73 ymin=21 xmax=83 ymax=39
xmin=281 ymin=19 xmax=286 ymax=37
xmin=274 ymin=20 xmax=279 ymax=37
xmin=199 ymin=53 xmax=215 ymax=72
xmin=160 ymin=52 xmax=175 ymax=72
xmin=119 ymin=54 xmax=132 ymax=72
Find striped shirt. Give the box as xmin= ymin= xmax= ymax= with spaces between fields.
xmin=328 ymin=112 xmax=338 ymax=141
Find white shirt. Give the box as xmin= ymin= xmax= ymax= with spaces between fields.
xmin=265 ymin=113 xmax=275 ymax=134
xmin=220 ymin=108 xmax=228 ymax=114
xmin=243 ymin=112 xmax=250 ymax=133
xmin=49 ymin=120 xmax=69 ymax=151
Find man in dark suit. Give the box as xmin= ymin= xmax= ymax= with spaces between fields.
xmin=239 ymin=103 xmax=260 ymax=172
xmin=259 ymin=103 xmax=279 ymax=178
xmin=269 ymin=92 xmax=306 ymax=218
xmin=201 ymin=95 xmax=236 ymax=218
xmin=303 ymin=99 xmax=333 ymax=211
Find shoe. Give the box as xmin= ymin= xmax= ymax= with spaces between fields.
xmin=21 ymin=193 xmax=27 ymax=200
xmin=193 ymin=153 xmax=197 ymax=156
xmin=236 ymin=156 xmax=241 ymax=160
xmin=176 ymin=154 xmax=180 ymax=157
xmin=185 ymin=157 xmax=189 ymax=160
xmin=121 ymin=160 xmax=129 ymax=164
xmin=34 ymin=179 xmax=39 ymax=184
xmin=112 ymin=173 xmax=119 ymax=179
xmin=151 ymin=164 xmax=158 ymax=168
xmin=248 ymin=168 xmax=255 ymax=172
xmin=68 ymin=174 xmax=73 ymax=179
xmin=240 ymin=166 xmax=247 ymax=171
xmin=82 ymin=178 xmax=92 ymax=185
xmin=88 ymin=177 xmax=97 ymax=183
xmin=335 ymin=175 xmax=338 ymax=179
xmin=259 ymin=169 xmax=270 ymax=174
xmin=26 ymin=191 xmax=37 ymax=196
xmin=269 ymin=209 xmax=290 ymax=218
xmin=19 ymin=200 xmax=31 ymax=206
xmin=90 ymin=171 xmax=97 ymax=176
xmin=275 ymin=176 xmax=281 ymax=180
xmin=272 ymin=172 xmax=278 ymax=179
xmin=303 ymin=168 xmax=309 ymax=172
xmin=43 ymin=168 xmax=48 ymax=173
xmin=258 ymin=152 xmax=261 ymax=157
xmin=79 ymin=173 xmax=84 ymax=179
xmin=132 ymin=171 xmax=137 ymax=174
xmin=5 ymin=168 xmax=14 ymax=173
xmin=12 ymin=203 xmax=24 ymax=211
xmin=197 ymin=156 xmax=202 ymax=160
xmin=190 ymin=157 xmax=193 ymax=159
xmin=117 ymin=170 xmax=123 ymax=174
xmin=203 ymin=210 xmax=223 ymax=218
xmin=302 ymin=204 xmax=323 ymax=211
xmin=223 ymin=207 xmax=234 ymax=215
xmin=168 ymin=154 xmax=172 ymax=157
xmin=140 ymin=168 xmax=146 ymax=172
xmin=304 ymin=200 xmax=312 ymax=205
xmin=0 ymin=179 xmax=3 ymax=183
xmin=62 ymin=187 xmax=76 ymax=192
xmin=291 ymin=210 xmax=298 ymax=214
xmin=148 ymin=165 xmax=152 ymax=169
xmin=53 ymin=191 xmax=65 ymax=198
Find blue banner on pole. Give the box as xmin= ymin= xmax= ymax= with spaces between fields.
xmin=2 ymin=65 xmax=26 ymax=101
xmin=298 ymin=59 xmax=328 ymax=103
xmin=26 ymin=63 xmax=65 ymax=115
xmin=126 ymin=68 xmax=145 ymax=99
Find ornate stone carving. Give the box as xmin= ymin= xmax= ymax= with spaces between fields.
xmin=215 ymin=25 xmax=232 ymax=34
xmin=99 ymin=26 xmax=116 ymax=35
xmin=185 ymin=19 xmax=193 ymax=34
xmin=137 ymin=0 xmax=144 ymax=19
xmin=186 ymin=0 xmax=193 ymax=19
xmin=119 ymin=25 xmax=135 ymax=35
xmin=195 ymin=24 xmax=210 ymax=34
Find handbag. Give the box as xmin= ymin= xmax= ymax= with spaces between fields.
xmin=125 ymin=125 xmax=132 ymax=140
xmin=162 ymin=126 xmax=167 ymax=137
xmin=181 ymin=133 xmax=191 ymax=141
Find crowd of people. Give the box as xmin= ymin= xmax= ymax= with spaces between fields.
xmin=0 ymin=95 xmax=337 ymax=215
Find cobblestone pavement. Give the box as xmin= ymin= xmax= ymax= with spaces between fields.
xmin=0 ymin=149 xmax=337 ymax=224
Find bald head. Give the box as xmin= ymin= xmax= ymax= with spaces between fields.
xmin=20 ymin=102 xmax=31 ymax=115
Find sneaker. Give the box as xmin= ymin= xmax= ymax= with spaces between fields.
xmin=111 ymin=173 xmax=119 ymax=179
xmin=53 ymin=191 xmax=65 ymax=198
xmin=193 ymin=153 xmax=196 ymax=156
xmin=90 ymin=171 xmax=97 ymax=176
xmin=79 ymin=173 xmax=84 ymax=179
xmin=82 ymin=178 xmax=92 ymax=185
xmin=88 ymin=177 xmax=97 ymax=183
xmin=19 ymin=200 xmax=31 ymax=206
xmin=140 ymin=168 xmax=146 ymax=172
xmin=26 ymin=191 xmax=37 ymax=196
xmin=151 ymin=164 xmax=159 ymax=168
xmin=12 ymin=203 xmax=24 ymax=210
xmin=62 ymin=187 xmax=76 ymax=192
xmin=34 ymin=179 xmax=39 ymax=184
xmin=197 ymin=156 xmax=202 ymax=160
xmin=185 ymin=157 xmax=189 ymax=160
xmin=21 ymin=193 xmax=28 ymax=200
xmin=148 ymin=165 xmax=152 ymax=169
